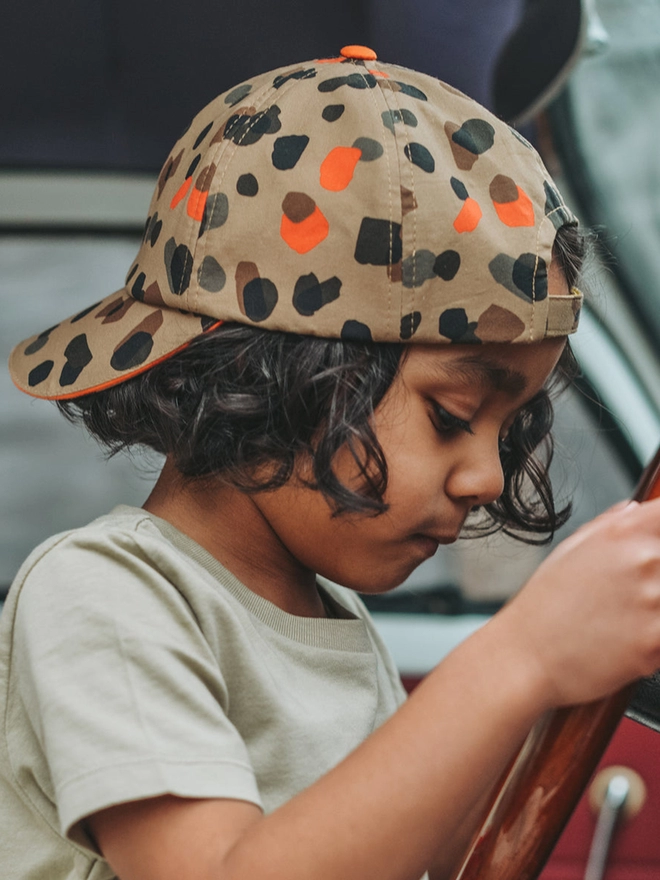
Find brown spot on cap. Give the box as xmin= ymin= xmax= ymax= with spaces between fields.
xmin=445 ymin=121 xmax=478 ymax=171
xmin=401 ymin=186 xmax=418 ymax=216
xmin=96 ymin=297 xmax=136 ymax=325
xmin=282 ymin=192 xmax=316 ymax=223
xmin=490 ymin=174 xmax=518 ymax=204
xmin=476 ymin=304 xmax=525 ymax=342
xmin=195 ymin=163 xmax=217 ymax=193
xmin=142 ymin=281 xmax=166 ymax=307
xmin=114 ymin=310 xmax=164 ymax=352
xmin=157 ymin=149 xmax=183 ymax=197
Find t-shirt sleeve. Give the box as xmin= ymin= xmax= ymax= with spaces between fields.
xmin=9 ymin=529 xmax=262 ymax=851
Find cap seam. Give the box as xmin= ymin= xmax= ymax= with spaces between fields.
xmin=381 ymin=72 xmax=418 ymax=328
xmin=192 ymin=73 xmax=305 ymax=315
xmin=362 ymin=64 xmax=401 ymax=339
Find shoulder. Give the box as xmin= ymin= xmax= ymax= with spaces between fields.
xmin=1 ymin=506 xmax=228 ymax=661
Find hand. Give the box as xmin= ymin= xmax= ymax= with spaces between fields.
xmin=494 ymin=498 xmax=660 ymax=709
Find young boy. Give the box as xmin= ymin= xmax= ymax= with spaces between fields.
xmin=3 ymin=45 xmax=660 ymax=880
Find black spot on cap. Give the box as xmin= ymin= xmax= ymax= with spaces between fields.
xmin=439 ymin=308 xmax=480 ymax=343
xmin=450 ymin=177 xmax=469 ymax=200
xmin=272 ymin=135 xmax=309 ymax=170
xmin=293 ymin=273 xmax=341 ymax=316
xmin=341 ymin=320 xmax=372 ymax=342
xmin=131 ymin=272 xmax=148 ymax=301
xmin=353 ymin=137 xmax=383 ymax=161
xmin=192 ymin=121 xmax=214 ymax=150
xmin=224 ymin=83 xmax=252 ymax=106
xmin=71 ymin=302 xmax=101 ymax=323
xmin=381 ymin=108 xmax=418 ymax=132
xmin=318 ymin=73 xmax=377 ymax=92
xmin=236 ymin=173 xmax=258 ymax=196
xmin=197 ymin=256 xmax=226 ymax=292
xmin=111 ymin=331 xmax=155 ymax=371
xmin=28 ymin=360 xmax=54 ymax=387
xmin=404 ymin=143 xmax=435 ymax=173
xmin=198 ymin=192 xmax=229 ymax=237
xmin=400 ymin=311 xmax=422 ymax=340
xmin=393 ymin=81 xmax=428 ymax=100
xmin=164 ymin=238 xmax=193 ymax=295
xmin=201 ymin=315 xmax=219 ymax=331
xmin=148 ymin=213 xmax=162 ymax=246
xmin=59 ymin=334 xmax=93 ymax=386
xmin=513 ymin=253 xmax=547 ymax=301
xmin=24 ymin=325 xmax=58 ymax=356
xmin=126 ymin=264 xmax=139 ymax=283
xmin=354 ymin=218 xmax=403 ymax=266
xmin=433 ymin=250 xmax=461 ymax=281
xmin=242 ymin=277 xmax=278 ymax=322
xmin=452 ymin=119 xmax=495 ymax=155
xmin=273 ymin=68 xmax=316 ymax=88
xmin=322 ymin=103 xmax=345 ymax=122
xmin=543 ymin=181 xmax=574 ymax=229
xmin=224 ymin=106 xmax=282 ymax=146
xmin=185 ymin=154 xmax=202 ymax=179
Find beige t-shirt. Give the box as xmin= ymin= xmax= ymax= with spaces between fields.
xmin=0 ymin=506 xmax=406 ymax=880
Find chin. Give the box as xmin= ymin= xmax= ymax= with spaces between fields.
xmin=325 ymin=564 xmax=419 ymax=595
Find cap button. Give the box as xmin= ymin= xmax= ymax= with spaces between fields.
xmin=340 ymin=45 xmax=378 ymax=61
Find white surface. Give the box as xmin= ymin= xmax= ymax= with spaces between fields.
xmin=0 ymin=172 xmax=155 ymax=226
xmin=371 ymin=613 xmax=488 ymax=676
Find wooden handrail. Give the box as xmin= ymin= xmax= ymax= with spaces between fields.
xmin=452 ymin=444 xmax=660 ymax=880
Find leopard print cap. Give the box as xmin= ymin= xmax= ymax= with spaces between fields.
xmin=10 ymin=45 xmax=582 ymax=400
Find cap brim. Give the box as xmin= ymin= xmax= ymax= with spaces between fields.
xmin=9 ymin=289 xmax=220 ymax=400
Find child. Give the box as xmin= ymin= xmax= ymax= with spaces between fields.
xmin=3 ymin=44 xmax=660 ymax=880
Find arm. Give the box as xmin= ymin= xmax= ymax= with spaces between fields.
xmin=90 ymin=617 xmax=543 ymax=880
xmin=90 ymin=498 xmax=660 ymax=880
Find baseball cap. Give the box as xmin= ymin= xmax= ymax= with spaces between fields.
xmin=9 ymin=44 xmax=582 ymax=401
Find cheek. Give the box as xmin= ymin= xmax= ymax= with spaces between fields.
xmin=375 ymin=406 xmax=448 ymax=508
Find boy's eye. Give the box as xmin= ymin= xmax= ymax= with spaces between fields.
xmin=430 ymin=401 xmax=474 ymax=436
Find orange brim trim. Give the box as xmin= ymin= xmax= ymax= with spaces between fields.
xmin=11 ymin=320 xmax=224 ymax=401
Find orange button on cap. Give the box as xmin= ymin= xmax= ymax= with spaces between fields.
xmin=340 ymin=45 xmax=377 ymax=61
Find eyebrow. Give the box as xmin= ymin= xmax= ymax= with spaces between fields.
xmin=431 ymin=354 xmax=528 ymax=397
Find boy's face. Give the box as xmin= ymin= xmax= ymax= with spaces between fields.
xmin=253 ymin=334 xmax=566 ymax=594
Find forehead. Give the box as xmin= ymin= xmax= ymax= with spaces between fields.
xmin=401 ymin=339 xmax=566 ymax=398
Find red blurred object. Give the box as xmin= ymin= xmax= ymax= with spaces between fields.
xmin=402 ymin=674 xmax=660 ymax=879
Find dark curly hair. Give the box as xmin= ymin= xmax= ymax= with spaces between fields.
xmin=58 ymin=224 xmax=585 ymax=544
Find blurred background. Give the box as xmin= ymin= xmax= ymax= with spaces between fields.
xmin=3 ymin=1 xmax=660 ymax=875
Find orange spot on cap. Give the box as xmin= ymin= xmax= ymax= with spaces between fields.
xmin=187 ymin=188 xmax=208 ymax=222
xmin=493 ymin=186 xmax=535 ymax=227
xmin=281 ymin=206 xmax=329 ymax=254
xmin=317 ymin=57 xmax=345 ymax=63
xmin=170 ymin=176 xmax=192 ymax=209
xmin=453 ymin=197 xmax=482 ymax=233
xmin=340 ymin=45 xmax=377 ymax=61
xmin=367 ymin=69 xmax=389 ymax=77
xmin=320 ymin=146 xmax=362 ymax=192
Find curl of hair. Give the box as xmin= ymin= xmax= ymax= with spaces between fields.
xmin=57 ymin=223 xmax=586 ymax=541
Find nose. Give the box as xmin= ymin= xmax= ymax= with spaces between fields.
xmin=444 ymin=435 xmax=505 ymax=508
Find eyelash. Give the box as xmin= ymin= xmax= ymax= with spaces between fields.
xmin=430 ymin=402 xmax=474 ymax=436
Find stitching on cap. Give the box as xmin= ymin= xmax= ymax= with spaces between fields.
xmin=367 ymin=66 xmax=404 ymax=338
xmin=386 ymin=78 xmax=417 ymax=322
xmin=358 ymin=60 xmax=396 ymax=335
xmin=190 ymin=73 xmax=301 ymax=314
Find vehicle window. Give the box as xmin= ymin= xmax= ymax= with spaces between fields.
xmin=549 ymin=0 xmax=660 ymax=343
